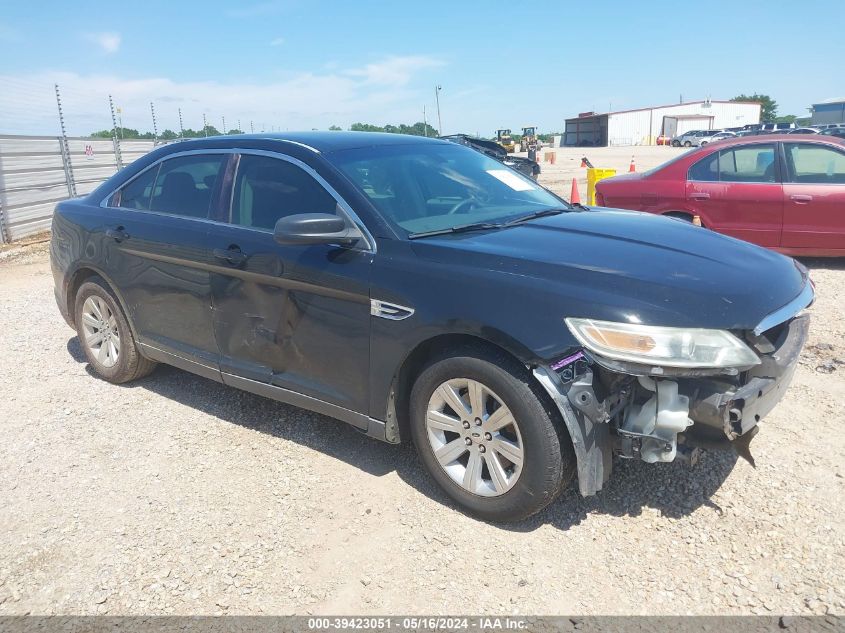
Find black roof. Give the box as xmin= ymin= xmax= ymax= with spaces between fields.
xmin=175 ymin=131 xmax=448 ymax=153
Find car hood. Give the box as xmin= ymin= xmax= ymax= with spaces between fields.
xmin=409 ymin=208 xmax=809 ymax=330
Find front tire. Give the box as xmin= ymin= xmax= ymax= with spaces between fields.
xmin=74 ymin=277 xmax=156 ymax=384
xmin=409 ymin=348 xmax=574 ymax=522
xmin=684 ymin=141 xmax=692 ymax=147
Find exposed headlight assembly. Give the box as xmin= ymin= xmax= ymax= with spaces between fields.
xmin=565 ymin=318 xmax=760 ymax=369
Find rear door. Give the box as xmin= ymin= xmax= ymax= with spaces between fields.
xmin=103 ymin=152 xmax=228 ymax=375
xmin=781 ymin=142 xmax=845 ymax=250
xmin=205 ymin=152 xmax=374 ymax=414
xmin=685 ymin=142 xmax=783 ymax=247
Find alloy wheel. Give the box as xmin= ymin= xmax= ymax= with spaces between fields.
xmin=81 ymin=295 xmax=121 ymax=368
xmin=425 ymin=378 xmax=524 ymax=497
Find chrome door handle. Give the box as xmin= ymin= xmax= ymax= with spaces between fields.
xmin=790 ymin=194 xmax=813 ymax=203
xmin=213 ymin=247 xmax=248 ymax=266
xmin=690 ymin=192 xmax=710 ymax=200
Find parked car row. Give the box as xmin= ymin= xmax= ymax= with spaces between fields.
xmin=672 ymin=123 xmax=845 ymax=147
xmin=596 ymin=134 xmax=845 ymax=256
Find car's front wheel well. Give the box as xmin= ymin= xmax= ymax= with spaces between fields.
xmin=390 ymin=334 xmax=553 ymax=445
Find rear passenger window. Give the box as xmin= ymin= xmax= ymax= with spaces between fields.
xmin=688 ymin=153 xmax=718 ymax=181
xmin=116 ymin=164 xmax=159 ymax=210
xmin=718 ymin=145 xmax=776 ymax=183
xmin=149 ymin=154 xmax=225 ymax=218
xmin=784 ymin=144 xmax=845 ymax=184
xmin=231 ymin=155 xmax=338 ymax=230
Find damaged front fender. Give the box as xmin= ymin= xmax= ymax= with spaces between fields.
xmin=534 ymin=313 xmax=809 ymax=497
xmin=533 ymin=365 xmax=614 ymax=496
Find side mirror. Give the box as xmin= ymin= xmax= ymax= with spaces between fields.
xmin=273 ymin=213 xmax=362 ymax=246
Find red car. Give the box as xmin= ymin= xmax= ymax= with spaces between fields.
xmin=595 ymin=135 xmax=845 ymax=256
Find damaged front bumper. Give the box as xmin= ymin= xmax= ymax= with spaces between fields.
xmin=534 ymin=312 xmax=810 ymax=497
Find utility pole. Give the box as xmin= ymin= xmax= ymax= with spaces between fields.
xmin=203 ymin=113 xmax=208 ymax=137
xmin=238 ymin=119 xmax=242 ymax=134
xmin=222 ymin=115 xmax=226 ymax=135
xmin=423 ymin=105 xmax=427 ymax=137
xmin=434 ymin=85 xmax=442 ymax=136
xmin=250 ymin=120 xmax=254 ymax=134
xmin=150 ymin=101 xmax=158 ymax=144
xmin=178 ymin=108 xmax=184 ymax=139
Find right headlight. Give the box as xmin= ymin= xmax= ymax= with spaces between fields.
xmin=565 ymin=318 xmax=761 ymax=369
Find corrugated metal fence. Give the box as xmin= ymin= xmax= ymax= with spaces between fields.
xmin=0 ymin=135 xmax=156 ymax=243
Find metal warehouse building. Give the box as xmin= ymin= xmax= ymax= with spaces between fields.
xmin=564 ymin=100 xmax=761 ymax=147
xmin=811 ymin=98 xmax=845 ymax=125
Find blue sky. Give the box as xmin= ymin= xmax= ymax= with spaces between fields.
xmin=0 ymin=0 xmax=842 ymax=136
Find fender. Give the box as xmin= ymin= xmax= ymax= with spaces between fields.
xmin=63 ymin=262 xmax=142 ymax=342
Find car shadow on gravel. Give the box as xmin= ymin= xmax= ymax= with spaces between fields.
xmin=67 ymin=335 xmax=739 ymax=531
xmin=799 ymin=257 xmax=845 ymax=271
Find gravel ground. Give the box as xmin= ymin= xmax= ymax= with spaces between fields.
xmin=1 ymin=228 xmax=843 ymax=616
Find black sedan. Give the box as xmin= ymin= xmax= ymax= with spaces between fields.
xmin=51 ymin=132 xmax=812 ymax=521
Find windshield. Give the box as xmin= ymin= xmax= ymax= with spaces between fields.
xmin=328 ymin=143 xmax=565 ymax=235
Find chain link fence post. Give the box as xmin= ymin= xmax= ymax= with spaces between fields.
xmin=150 ymin=101 xmax=158 ymax=145
xmin=55 ymin=83 xmax=77 ymax=197
xmin=0 ymin=196 xmax=9 ymax=245
xmin=109 ymin=94 xmax=123 ymax=170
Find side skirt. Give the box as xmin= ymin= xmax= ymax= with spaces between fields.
xmin=138 ymin=342 xmax=390 ymax=443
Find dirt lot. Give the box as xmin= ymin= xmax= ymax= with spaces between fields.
xmin=1 ymin=161 xmax=844 ymax=615
xmin=531 ymin=144 xmax=688 ymax=201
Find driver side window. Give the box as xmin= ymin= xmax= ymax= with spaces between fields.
xmin=230 ymin=155 xmax=338 ymax=230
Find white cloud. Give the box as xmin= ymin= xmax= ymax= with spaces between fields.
xmin=269 ymin=37 xmax=285 ymax=47
xmin=346 ymin=55 xmax=445 ymax=86
xmin=84 ymin=32 xmax=121 ymax=54
xmin=0 ymin=55 xmax=446 ymax=136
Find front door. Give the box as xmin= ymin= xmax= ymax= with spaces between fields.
xmin=685 ymin=142 xmax=783 ymax=247
xmin=103 ymin=152 xmax=228 ymax=374
xmin=781 ymin=142 xmax=845 ymax=251
xmin=205 ymin=152 xmax=373 ymax=413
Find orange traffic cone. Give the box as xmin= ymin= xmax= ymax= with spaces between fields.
xmin=570 ymin=178 xmax=581 ymax=204
xmin=629 ymin=156 xmax=636 ymax=172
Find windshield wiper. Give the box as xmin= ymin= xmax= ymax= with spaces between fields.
xmin=503 ymin=207 xmax=569 ymax=226
xmin=407 ymin=221 xmax=506 ymax=239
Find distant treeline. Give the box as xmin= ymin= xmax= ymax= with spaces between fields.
xmin=89 ymin=121 xmax=439 ymax=140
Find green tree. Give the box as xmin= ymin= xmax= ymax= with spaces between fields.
xmin=328 ymin=125 xmax=342 ymax=131
xmin=350 ymin=122 xmax=385 ymax=132
xmin=349 ymin=121 xmax=438 ymax=137
xmin=89 ymin=127 xmax=146 ymax=139
xmin=731 ymin=93 xmax=778 ymax=121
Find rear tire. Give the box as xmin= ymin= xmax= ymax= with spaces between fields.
xmin=409 ymin=347 xmax=574 ymax=522
xmin=74 ymin=277 xmax=156 ymax=384
xmin=684 ymin=141 xmax=692 ymax=147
